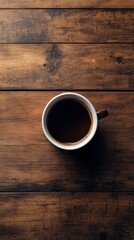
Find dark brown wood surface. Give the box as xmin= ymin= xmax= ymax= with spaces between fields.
xmin=0 ymin=1 xmax=134 ymax=239
xmin=0 ymin=193 xmax=134 ymax=240
xmin=0 ymin=0 xmax=133 ymax=8
xmin=0 ymin=44 xmax=134 ymax=90
xmin=0 ymin=9 xmax=134 ymax=43
xmin=0 ymin=91 xmax=133 ymax=192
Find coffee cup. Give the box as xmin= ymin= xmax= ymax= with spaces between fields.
xmin=42 ymin=92 xmax=108 ymax=150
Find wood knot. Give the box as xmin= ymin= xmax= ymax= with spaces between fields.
xmin=46 ymin=44 xmax=62 ymax=73
xmin=49 ymin=44 xmax=62 ymax=59
xmin=115 ymin=56 xmax=124 ymax=64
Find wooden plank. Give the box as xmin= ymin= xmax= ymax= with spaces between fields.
xmin=0 ymin=44 xmax=134 ymax=90
xmin=0 ymin=0 xmax=134 ymax=8
xmin=0 ymin=10 xmax=134 ymax=43
xmin=0 ymin=193 xmax=133 ymax=240
xmin=0 ymin=92 xmax=134 ymax=192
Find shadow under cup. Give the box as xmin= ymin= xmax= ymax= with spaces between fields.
xmin=42 ymin=93 xmax=98 ymax=150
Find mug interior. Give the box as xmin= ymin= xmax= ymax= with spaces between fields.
xmin=42 ymin=93 xmax=98 ymax=150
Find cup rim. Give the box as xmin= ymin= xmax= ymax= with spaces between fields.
xmin=42 ymin=92 xmax=98 ymax=150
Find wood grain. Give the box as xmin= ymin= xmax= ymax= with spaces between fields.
xmin=0 ymin=44 xmax=134 ymax=90
xmin=0 ymin=0 xmax=134 ymax=8
xmin=0 ymin=193 xmax=134 ymax=240
xmin=0 ymin=91 xmax=134 ymax=192
xmin=0 ymin=10 xmax=134 ymax=43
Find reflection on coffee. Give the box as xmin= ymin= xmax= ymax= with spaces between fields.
xmin=47 ymin=99 xmax=91 ymax=143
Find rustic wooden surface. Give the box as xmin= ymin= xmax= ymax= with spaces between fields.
xmin=0 ymin=0 xmax=134 ymax=8
xmin=0 ymin=1 xmax=134 ymax=239
xmin=0 ymin=193 xmax=134 ymax=240
xmin=0 ymin=91 xmax=134 ymax=192
xmin=0 ymin=44 xmax=134 ymax=90
xmin=0 ymin=10 xmax=134 ymax=43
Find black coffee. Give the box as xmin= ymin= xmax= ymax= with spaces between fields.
xmin=47 ymin=99 xmax=91 ymax=143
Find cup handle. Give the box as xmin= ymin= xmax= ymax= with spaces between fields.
xmin=97 ymin=110 xmax=108 ymax=120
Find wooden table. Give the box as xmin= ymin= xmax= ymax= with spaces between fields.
xmin=0 ymin=1 xmax=134 ymax=239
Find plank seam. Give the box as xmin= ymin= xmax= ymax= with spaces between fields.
xmin=0 ymin=42 xmax=134 ymax=44
xmin=0 ymin=8 xmax=134 ymax=10
xmin=0 ymin=191 xmax=133 ymax=193
xmin=0 ymin=90 xmax=133 ymax=92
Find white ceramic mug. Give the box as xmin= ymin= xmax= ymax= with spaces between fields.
xmin=42 ymin=92 xmax=108 ymax=150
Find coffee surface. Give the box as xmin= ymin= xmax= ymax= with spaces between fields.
xmin=47 ymin=99 xmax=91 ymax=143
